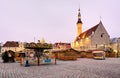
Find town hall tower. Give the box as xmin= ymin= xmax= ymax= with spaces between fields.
xmin=77 ymin=8 xmax=83 ymax=36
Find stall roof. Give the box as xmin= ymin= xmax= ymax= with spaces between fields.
xmin=51 ymin=48 xmax=80 ymax=53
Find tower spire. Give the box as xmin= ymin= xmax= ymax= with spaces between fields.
xmin=77 ymin=8 xmax=83 ymax=36
xmin=78 ymin=8 xmax=81 ymax=19
xmin=77 ymin=8 xmax=82 ymax=24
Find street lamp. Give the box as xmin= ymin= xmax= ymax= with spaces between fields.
xmin=25 ymin=50 xmax=30 ymax=67
xmin=117 ymin=39 xmax=119 ymax=58
xmin=0 ymin=43 xmax=1 ymax=53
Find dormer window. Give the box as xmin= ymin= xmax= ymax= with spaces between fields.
xmin=101 ymin=33 xmax=104 ymax=38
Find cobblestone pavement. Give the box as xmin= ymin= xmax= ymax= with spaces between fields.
xmin=0 ymin=58 xmax=120 ymax=78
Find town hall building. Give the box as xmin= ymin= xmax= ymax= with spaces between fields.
xmin=72 ymin=9 xmax=110 ymax=51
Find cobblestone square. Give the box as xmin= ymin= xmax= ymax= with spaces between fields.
xmin=0 ymin=58 xmax=120 ymax=78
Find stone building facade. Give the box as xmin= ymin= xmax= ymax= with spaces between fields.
xmin=72 ymin=9 xmax=110 ymax=51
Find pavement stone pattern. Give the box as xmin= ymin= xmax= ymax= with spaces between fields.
xmin=0 ymin=58 xmax=120 ymax=78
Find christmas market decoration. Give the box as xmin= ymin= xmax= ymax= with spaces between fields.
xmin=20 ymin=42 xmax=56 ymax=66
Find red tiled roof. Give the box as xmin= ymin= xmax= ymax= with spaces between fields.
xmin=75 ymin=22 xmax=101 ymax=41
xmin=3 ymin=41 xmax=19 ymax=47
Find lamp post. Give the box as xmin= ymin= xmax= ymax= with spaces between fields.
xmin=0 ymin=43 xmax=1 ymax=53
xmin=25 ymin=50 xmax=30 ymax=67
xmin=117 ymin=39 xmax=119 ymax=58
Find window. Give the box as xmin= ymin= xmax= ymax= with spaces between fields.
xmin=101 ymin=33 xmax=104 ymax=38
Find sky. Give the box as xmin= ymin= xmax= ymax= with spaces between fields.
xmin=0 ymin=0 xmax=120 ymax=43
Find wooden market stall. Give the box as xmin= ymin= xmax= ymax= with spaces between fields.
xmin=52 ymin=48 xmax=79 ymax=60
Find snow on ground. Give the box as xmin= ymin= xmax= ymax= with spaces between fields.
xmin=0 ymin=58 xmax=120 ymax=78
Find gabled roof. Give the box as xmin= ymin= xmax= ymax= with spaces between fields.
xmin=75 ymin=22 xmax=102 ymax=41
xmin=3 ymin=41 xmax=19 ymax=47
